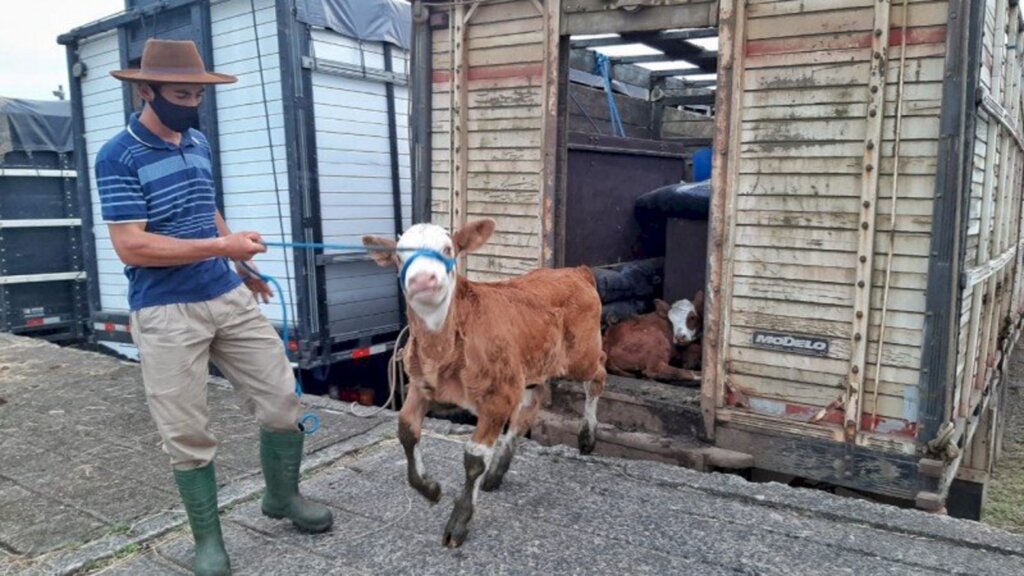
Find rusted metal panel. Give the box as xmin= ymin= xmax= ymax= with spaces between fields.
xmin=562 ymin=133 xmax=688 ymax=267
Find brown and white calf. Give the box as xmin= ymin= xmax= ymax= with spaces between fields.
xmin=363 ymin=219 xmax=606 ymax=548
xmin=603 ymin=291 xmax=704 ymax=382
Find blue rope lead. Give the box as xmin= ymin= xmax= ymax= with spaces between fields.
xmin=239 ymin=260 xmax=320 ymax=436
xmin=596 ymin=53 xmax=626 ymax=138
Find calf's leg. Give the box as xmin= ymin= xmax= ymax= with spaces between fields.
xmin=398 ymin=386 xmax=441 ymax=503
xmin=578 ymin=368 xmax=606 ymax=455
xmin=482 ymin=385 xmax=541 ymax=492
xmin=643 ymin=361 xmax=699 ymax=383
xmin=443 ymin=409 xmax=506 ymax=548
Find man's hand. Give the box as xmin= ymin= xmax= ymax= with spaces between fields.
xmin=218 ymin=231 xmax=267 ymax=261
xmin=236 ymin=261 xmax=274 ymax=304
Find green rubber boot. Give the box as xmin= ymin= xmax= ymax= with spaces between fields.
xmin=259 ymin=428 xmax=333 ymax=533
xmin=173 ymin=463 xmax=231 ymax=576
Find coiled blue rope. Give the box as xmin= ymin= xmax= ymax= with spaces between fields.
xmin=239 ymin=259 xmax=320 ymax=435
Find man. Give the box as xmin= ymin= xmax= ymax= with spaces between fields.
xmin=99 ymin=39 xmax=332 ymax=576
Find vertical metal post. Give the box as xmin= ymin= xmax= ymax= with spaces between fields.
xmin=846 ymin=1 xmax=893 ymax=441
xmin=411 ymin=1 xmax=432 ymax=226
xmin=66 ymin=42 xmax=101 ymax=337
xmin=384 ymin=42 xmax=407 ymax=325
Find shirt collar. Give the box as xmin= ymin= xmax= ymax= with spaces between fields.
xmin=127 ymin=112 xmax=196 ymax=150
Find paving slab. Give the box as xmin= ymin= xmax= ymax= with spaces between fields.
xmin=4 ymin=334 xmax=1024 ymax=575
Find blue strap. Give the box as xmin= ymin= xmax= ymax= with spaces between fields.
xmin=595 ymin=54 xmax=626 ymax=138
xmin=400 ymin=249 xmax=457 ymax=288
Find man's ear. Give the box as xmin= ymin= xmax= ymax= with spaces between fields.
xmin=452 ymin=218 xmax=496 ymax=255
xmin=362 ymin=236 xmax=399 ymax=267
xmin=654 ymin=299 xmax=670 ymax=318
xmin=137 ymin=82 xmax=155 ymax=102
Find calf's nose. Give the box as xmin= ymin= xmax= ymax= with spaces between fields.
xmin=408 ymin=272 xmax=439 ymax=294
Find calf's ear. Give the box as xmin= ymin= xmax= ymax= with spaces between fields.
xmin=693 ymin=290 xmax=705 ymax=316
xmin=453 ymin=218 xmax=496 ymax=255
xmin=362 ymin=235 xmax=399 ymax=267
xmin=654 ymin=299 xmax=670 ymax=317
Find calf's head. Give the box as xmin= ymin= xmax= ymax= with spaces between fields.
xmin=363 ymin=219 xmax=495 ymax=332
xmin=657 ymin=290 xmax=705 ymax=346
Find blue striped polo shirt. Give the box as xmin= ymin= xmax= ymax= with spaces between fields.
xmin=95 ymin=113 xmax=241 ymax=311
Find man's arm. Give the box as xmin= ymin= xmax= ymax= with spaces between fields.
xmin=108 ymin=222 xmax=265 ymax=267
xmin=215 ymin=209 xmax=275 ymax=303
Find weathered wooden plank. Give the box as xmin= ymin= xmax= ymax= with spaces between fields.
xmin=734 ymin=226 xmax=859 ymax=252
xmin=740 ymin=139 xmax=938 ymax=159
xmin=731 ymin=296 xmax=853 ymax=323
xmin=732 ymin=259 xmax=931 ymax=289
xmin=730 ymin=359 xmax=845 ymax=389
xmin=744 ymin=58 xmax=943 ymax=91
xmin=734 ymin=246 xmax=858 ymax=267
xmin=466 ymin=253 xmax=536 ymax=275
xmin=733 ymin=277 xmax=854 ymax=307
xmin=465 ymin=200 xmax=538 ymax=216
xmin=742 ymin=100 xmax=942 ymax=121
xmin=732 ymin=373 xmax=912 ymax=421
xmin=435 ymin=43 xmax=545 ymax=69
xmin=747 ymin=0 xmax=939 ymax=19
xmin=737 ymin=210 xmax=859 ymax=230
xmin=740 ymin=156 xmax=937 ymax=175
xmin=748 ymin=2 xmax=947 ymax=35
xmin=435 ymin=147 xmax=543 ymax=162
xmin=742 ymin=116 xmax=940 ymax=144
xmin=471 ymin=129 xmax=542 ymax=149
xmin=743 ymin=82 xmax=944 ymax=108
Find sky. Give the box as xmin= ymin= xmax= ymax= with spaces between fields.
xmin=0 ymin=0 xmax=124 ymax=101
xmin=0 ymin=4 xmax=717 ymax=101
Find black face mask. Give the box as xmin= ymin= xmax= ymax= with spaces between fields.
xmin=148 ymin=84 xmax=200 ymax=134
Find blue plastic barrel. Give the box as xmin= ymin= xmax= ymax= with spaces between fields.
xmin=692 ymin=147 xmax=713 ymax=182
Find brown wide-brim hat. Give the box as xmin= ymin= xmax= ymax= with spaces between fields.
xmin=110 ymin=39 xmax=236 ymax=85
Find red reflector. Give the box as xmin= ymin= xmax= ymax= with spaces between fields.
xmin=352 ymin=348 xmax=371 ymax=359
xmin=26 ymin=318 xmax=44 ymax=327
xmin=105 ymin=322 xmax=116 ymax=332
xmin=288 ymin=340 xmax=299 ymax=352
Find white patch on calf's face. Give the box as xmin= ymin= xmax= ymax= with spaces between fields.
xmin=668 ymin=299 xmax=698 ymax=344
xmin=396 ymin=224 xmax=456 ymax=331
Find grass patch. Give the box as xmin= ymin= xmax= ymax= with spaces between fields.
xmin=984 ymin=371 xmax=1024 ymax=533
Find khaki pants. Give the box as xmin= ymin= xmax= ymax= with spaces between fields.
xmin=130 ymin=284 xmax=300 ymax=470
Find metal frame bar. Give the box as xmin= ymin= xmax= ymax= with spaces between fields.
xmin=195 ymin=0 xmax=226 ymax=215
xmin=384 ymin=42 xmax=408 ymax=326
xmin=0 ymin=219 xmax=81 ymax=228
xmin=65 ymin=42 xmax=102 ymax=337
xmin=0 ymin=272 xmax=86 ymax=285
xmin=276 ymin=1 xmax=322 ymax=362
xmin=919 ymin=0 xmax=982 ymax=445
xmin=0 ymin=169 xmax=77 ymax=178
xmin=411 ymin=1 xmax=433 ymax=225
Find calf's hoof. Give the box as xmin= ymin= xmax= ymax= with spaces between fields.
xmin=442 ymin=500 xmax=474 ymax=548
xmin=411 ymin=475 xmax=443 ymax=503
xmin=480 ymin=472 xmax=504 ymax=493
xmin=578 ymin=426 xmax=597 ymax=455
